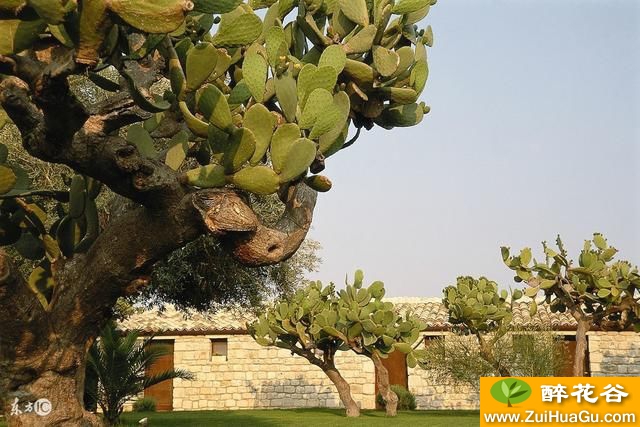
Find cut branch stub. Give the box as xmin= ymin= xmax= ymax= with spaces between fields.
xmin=192 ymin=189 xmax=258 ymax=234
xmin=226 ymin=183 xmax=316 ymax=266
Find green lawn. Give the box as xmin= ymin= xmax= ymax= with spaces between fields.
xmin=120 ymin=409 xmax=479 ymax=427
xmin=1 ymin=409 xmax=480 ymax=426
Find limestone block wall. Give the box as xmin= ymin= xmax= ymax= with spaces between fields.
xmin=588 ymin=332 xmax=640 ymax=376
xmin=171 ymin=335 xmax=376 ymax=411
xmin=408 ymin=366 xmax=479 ymax=410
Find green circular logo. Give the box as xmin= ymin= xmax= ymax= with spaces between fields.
xmin=490 ymin=378 xmax=532 ymax=407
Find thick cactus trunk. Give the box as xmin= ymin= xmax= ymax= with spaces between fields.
xmin=2 ymin=342 xmax=100 ymax=427
xmin=573 ymin=318 xmax=591 ymax=377
xmin=324 ymin=365 xmax=360 ymax=417
xmin=371 ymin=353 xmax=398 ymax=417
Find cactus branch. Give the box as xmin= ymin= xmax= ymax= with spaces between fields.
xmin=193 ymin=183 xmax=317 ymax=266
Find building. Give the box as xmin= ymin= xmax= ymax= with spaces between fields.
xmin=118 ymin=298 xmax=640 ymax=412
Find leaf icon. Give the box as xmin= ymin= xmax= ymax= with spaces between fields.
xmin=502 ymin=381 xmax=510 ymax=398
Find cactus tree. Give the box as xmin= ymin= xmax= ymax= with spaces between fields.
xmin=502 ymin=234 xmax=640 ymax=376
xmin=443 ymin=276 xmax=522 ymax=376
xmin=250 ymin=270 xmax=427 ymax=417
xmin=0 ymin=0 xmax=436 ymax=424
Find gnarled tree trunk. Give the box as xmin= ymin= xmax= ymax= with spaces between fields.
xmin=324 ymin=364 xmax=360 ymax=417
xmin=371 ymin=352 xmax=398 ymax=417
xmin=291 ymin=347 xmax=360 ymax=417
xmin=0 ymin=41 xmax=317 ymax=427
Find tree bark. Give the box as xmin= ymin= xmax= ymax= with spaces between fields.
xmin=2 ymin=339 xmax=100 ymax=427
xmin=0 ymin=38 xmax=318 ymax=427
xmin=371 ymin=352 xmax=398 ymax=417
xmin=324 ymin=365 xmax=360 ymax=417
xmin=573 ymin=318 xmax=591 ymax=377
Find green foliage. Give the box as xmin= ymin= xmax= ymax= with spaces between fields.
xmin=250 ymin=270 xmax=427 ymax=366
xmin=0 ymin=2 xmax=435 ymax=310
xmin=443 ymin=276 xmax=521 ymax=335
xmin=86 ymin=322 xmax=194 ymax=426
xmin=501 ymin=234 xmax=640 ymax=330
xmin=142 ymin=231 xmax=321 ymax=314
xmin=421 ymin=329 xmax=566 ymax=389
xmin=376 ymin=385 xmax=417 ymax=410
xmin=133 ymin=397 xmax=157 ymax=413
xmin=0 ymin=0 xmax=435 ymax=200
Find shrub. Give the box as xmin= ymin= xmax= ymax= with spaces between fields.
xmin=133 ymin=397 xmax=157 ymax=413
xmin=376 ymin=385 xmax=417 ymax=411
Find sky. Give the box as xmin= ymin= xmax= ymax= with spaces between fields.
xmin=307 ymin=0 xmax=640 ymax=297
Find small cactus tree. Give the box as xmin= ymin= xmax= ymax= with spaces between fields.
xmin=249 ymin=270 xmax=426 ymax=417
xmin=0 ymin=1 xmax=436 ymax=424
xmin=443 ymin=276 xmax=522 ymax=376
xmin=501 ymin=233 xmax=640 ymax=376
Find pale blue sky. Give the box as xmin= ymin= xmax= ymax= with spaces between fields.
xmin=308 ymin=0 xmax=640 ymax=296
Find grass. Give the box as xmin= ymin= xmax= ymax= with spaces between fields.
xmin=119 ymin=409 xmax=480 ymax=426
xmin=1 ymin=409 xmax=480 ymax=426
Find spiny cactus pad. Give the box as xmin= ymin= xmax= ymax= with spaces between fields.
xmin=1 ymin=0 xmax=435 ymax=247
xmin=249 ymin=270 xmax=428 ymax=369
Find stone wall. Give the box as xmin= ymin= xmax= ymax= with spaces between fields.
xmin=588 ymin=332 xmax=640 ymax=377
xmin=171 ymin=335 xmax=376 ymax=411
xmin=124 ymin=331 xmax=639 ymax=412
xmin=408 ymin=366 xmax=479 ymax=410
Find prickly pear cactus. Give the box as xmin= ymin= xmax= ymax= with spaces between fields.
xmin=0 ymin=1 xmax=435 ymax=309
xmin=443 ymin=276 xmax=521 ymax=336
xmin=502 ymin=234 xmax=640 ymax=330
xmin=249 ymin=270 xmax=427 ymax=368
xmin=0 ymin=0 xmax=435 ymax=196
xmin=0 ymin=140 xmax=102 ymax=308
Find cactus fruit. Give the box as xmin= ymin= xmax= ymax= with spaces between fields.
xmin=305 ymin=175 xmax=332 ymax=192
